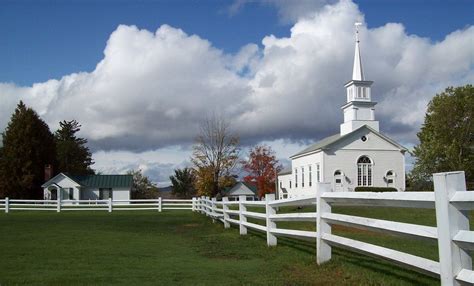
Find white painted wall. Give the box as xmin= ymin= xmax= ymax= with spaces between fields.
xmin=277 ymin=173 xmax=291 ymax=199
xmin=279 ymin=128 xmax=406 ymax=197
xmin=43 ymin=174 xmax=81 ymax=200
xmin=324 ymin=128 xmax=405 ymax=191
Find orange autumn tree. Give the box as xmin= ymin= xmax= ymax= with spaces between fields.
xmin=241 ymin=145 xmax=282 ymax=198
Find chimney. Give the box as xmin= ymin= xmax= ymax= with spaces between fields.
xmin=44 ymin=164 xmax=53 ymax=182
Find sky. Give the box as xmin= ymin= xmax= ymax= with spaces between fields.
xmin=0 ymin=0 xmax=473 ymax=185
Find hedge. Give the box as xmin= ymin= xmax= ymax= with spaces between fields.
xmin=354 ymin=186 xmax=398 ymax=192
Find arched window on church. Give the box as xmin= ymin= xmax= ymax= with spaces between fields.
xmin=357 ymin=156 xmax=372 ymax=186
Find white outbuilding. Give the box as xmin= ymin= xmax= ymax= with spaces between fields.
xmin=42 ymin=173 xmax=133 ymax=202
xmin=277 ymin=24 xmax=407 ymax=199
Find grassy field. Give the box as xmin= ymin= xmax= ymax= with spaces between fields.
xmin=0 ymin=208 xmax=469 ymax=285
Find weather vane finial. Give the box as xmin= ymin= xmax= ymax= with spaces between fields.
xmin=355 ymin=22 xmax=362 ymax=43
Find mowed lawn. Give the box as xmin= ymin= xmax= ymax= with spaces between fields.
xmin=0 ymin=207 xmax=468 ymax=285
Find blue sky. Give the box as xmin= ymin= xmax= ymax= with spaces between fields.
xmin=1 ymin=0 xmax=472 ymax=86
xmin=0 ymin=0 xmax=472 ymax=183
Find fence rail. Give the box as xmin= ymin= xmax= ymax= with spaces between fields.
xmin=0 ymin=197 xmax=193 ymax=213
xmin=193 ymin=171 xmax=473 ymax=286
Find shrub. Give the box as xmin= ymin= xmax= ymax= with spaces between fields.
xmin=354 ymin=187 xmax=398 ymax=192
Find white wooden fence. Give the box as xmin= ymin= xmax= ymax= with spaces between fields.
xmin=0 ymin=198 xmax=193 ymax=212
xmin=193 ymin=171 xmax=473 ymax=286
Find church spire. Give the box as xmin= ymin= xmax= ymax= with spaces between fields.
xmin=352 ymin=23 xmax=364 ymax=81
xmin=341 ymin=22 xmax=379 ymax=136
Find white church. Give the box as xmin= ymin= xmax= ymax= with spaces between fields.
xmin=278 ymin=25 xmax=407 ymax=199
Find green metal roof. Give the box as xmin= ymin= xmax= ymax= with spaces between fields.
xmin=67 ymin=174 xmax=133 ymax=189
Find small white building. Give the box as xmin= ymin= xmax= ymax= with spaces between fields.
xmin=42 ymin=173 xmax=133 ymax=202
xmin=278 ymin=25 xmax=407 ymax=199
xmin=223 ymin=182 xmax=259 ymax=201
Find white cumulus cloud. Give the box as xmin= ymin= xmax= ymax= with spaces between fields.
xmin=1 ymin=0 xmax=472 ymax=182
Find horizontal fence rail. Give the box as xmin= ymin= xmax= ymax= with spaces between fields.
xmin=193 ymin=171 xmax=473 ymax=286
xmin=1 ymin=197 xmax=194 ymax=213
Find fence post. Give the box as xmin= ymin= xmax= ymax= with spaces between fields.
xmin=222 ymin=197 xmax=230 ymax=228
xmin=5 ymin=197 xmax=9 ymax=213
xmin=158 ymin=197 xmax=162 ymax=212
xmin=201 ymin=196 xmax=206 ymax=214
xmin=265 ymin=193 xmax=277 ymax=246
xmin=57 ymin=194 xmax=61 ymax=213
xmin=205 ymin=196 xmax=210 ymax=216
xmin=211 ymin=198 xmax=217 ymax=223
xmin=433 ymin=171 xmax=471 ymax=286
xmin=108 ymin=198 xmax=112 ymax=213
xmin=239 ymin=195 xmax=247 ymax=235
xmin=316 ymin=183 xmax=332 ymax=265
xmin=192 ymin=197 xmax=196 ymax=212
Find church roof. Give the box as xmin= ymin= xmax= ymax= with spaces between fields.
xmin=42 ymin=173 xmax=133 ymax=189
xmin=290 ymin=133 xmax=341 ymax=158
xmin=290 ymin=125 xmax=408 ymax=159
xmin=278 ymin=167 xmax=292 ymax=175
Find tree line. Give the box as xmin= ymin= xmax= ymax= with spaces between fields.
xmin=170 ymin=115 xmax=282 ymax=199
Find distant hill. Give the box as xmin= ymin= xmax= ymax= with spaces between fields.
xmin=159 ymin=186 xmax=173 ymax=192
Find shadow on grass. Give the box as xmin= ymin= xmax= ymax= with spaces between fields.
xmin=223 ymin=223 xmax=438 ymax=285
xmin=333 ymin=248 xmax=438 ymax=285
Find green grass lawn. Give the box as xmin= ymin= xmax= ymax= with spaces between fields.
xmin=0 ymin=208 xmax=464 ymax=285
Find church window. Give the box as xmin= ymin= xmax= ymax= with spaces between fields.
xmin=357 ymin=156 xmax=372 ymax=186
xmin=316 ymin=164 xmax=321 ymax=182
xmin=361 ymin=135 xmax=367 ymax=142
xmin=301 ymin=167 xmax=305 ymax=187
xmin=295 ymin=169 xmax=298 ymax=188
xmin=309 ymin=165 xmax=312 ymax=187
xmin=289 ymin=181 xmax=292 ymax=189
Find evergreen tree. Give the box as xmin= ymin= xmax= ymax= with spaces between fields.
xmin=55 ymin=120 xmax=94 ymax=174
xmin=0 ymin=101 xmax=56 ymax=198
xmin=170 ymin=168 xmax=196 ymax=198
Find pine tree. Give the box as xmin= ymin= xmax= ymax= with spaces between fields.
xmin=0 ymin=101 xmax=56 ymax=199
xmin=170 ymin=168 xmax=196 ymax=198
xmin=55 ymin=120 xmax=94 ymax=174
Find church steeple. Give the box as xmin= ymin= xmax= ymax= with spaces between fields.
xmin=352 ymin=23 xmax=364 ymax=81
xmin=340 ymin=23 xmax=379 ymax=136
